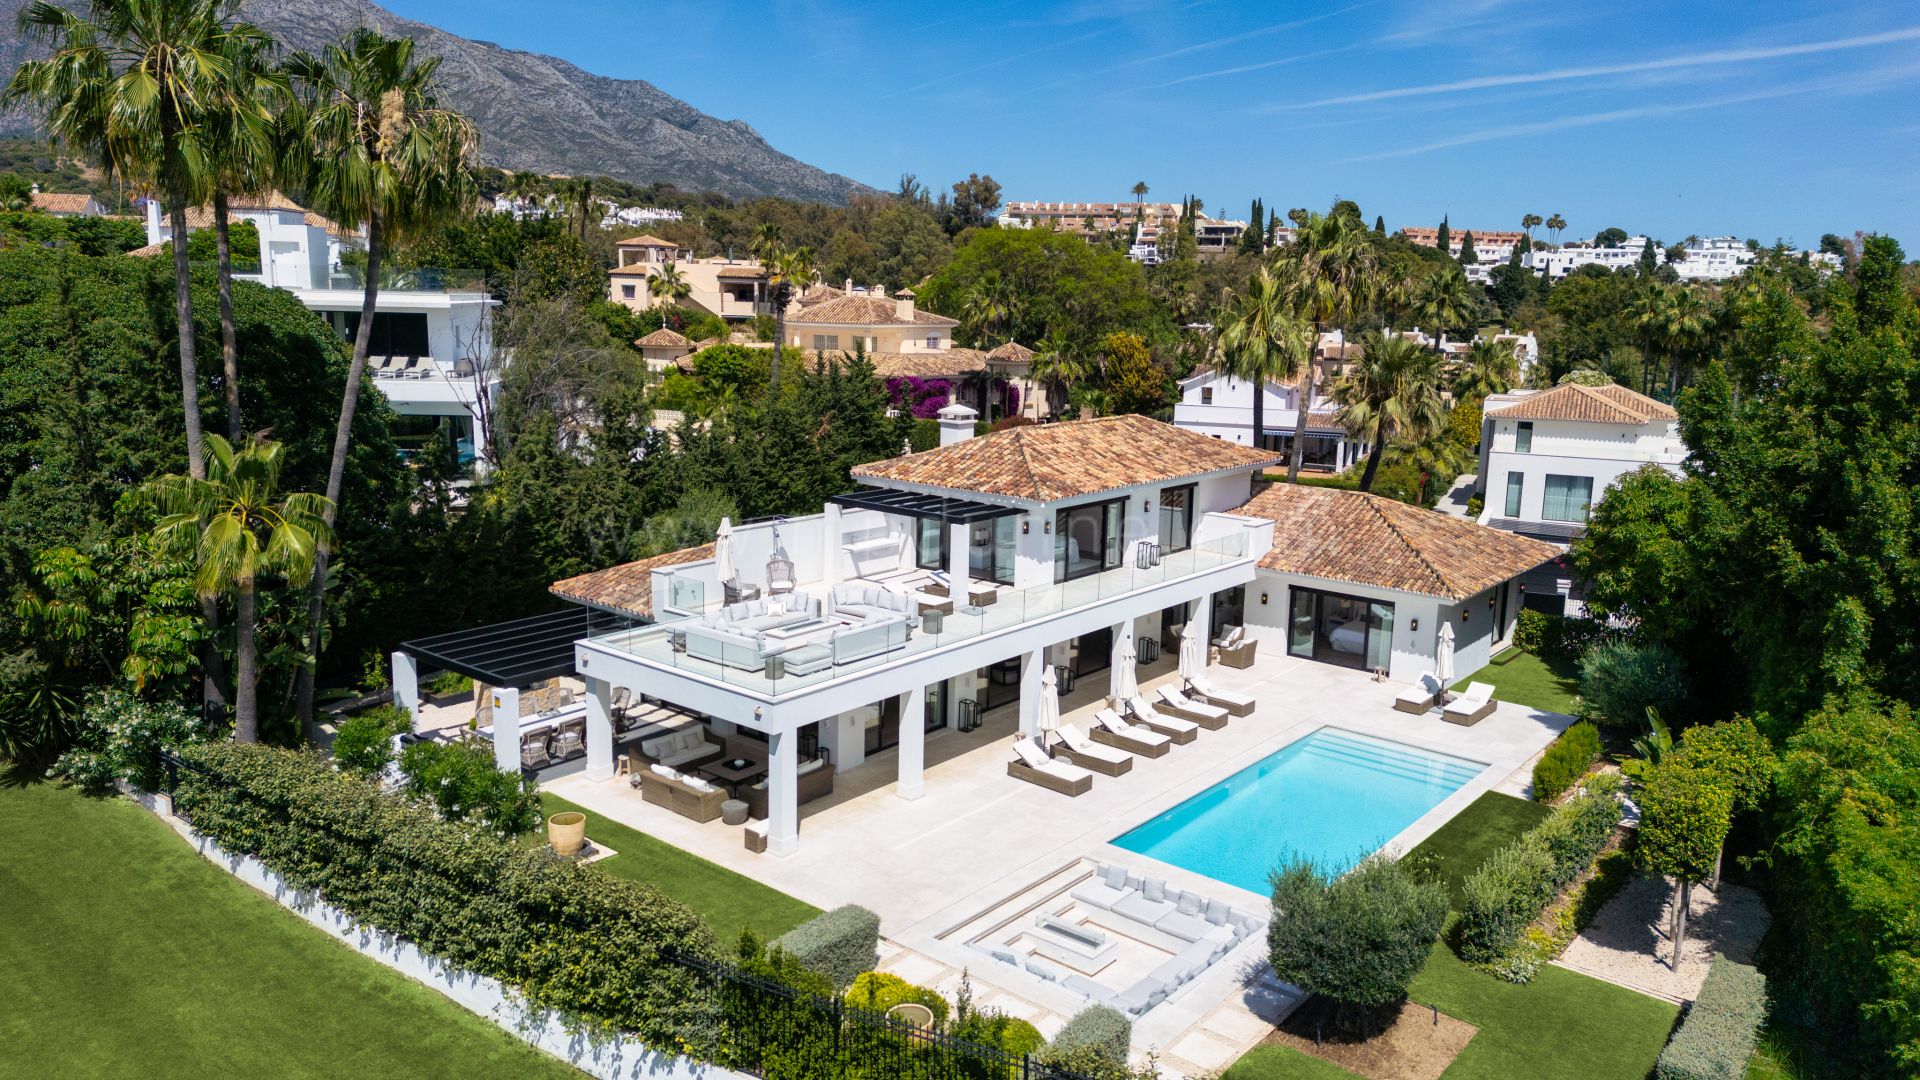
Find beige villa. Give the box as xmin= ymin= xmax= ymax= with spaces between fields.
xmin=607 ymin=234 xmax=771 ymax=324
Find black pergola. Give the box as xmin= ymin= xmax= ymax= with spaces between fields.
xmin=828 ymin=488 xmax=1023 ymax=526
xmin=399 ymin=607 xmax=637 ymax=687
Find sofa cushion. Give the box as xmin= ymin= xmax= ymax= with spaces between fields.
xmin=1069 ymin=881 xmax=1129 ymax=911
xmin=1141 ymin=877 xmax=1166 ymax=903
xmin=1103 ymin=864 xmax=1127 ymax=889
xmin=1176 ymin=892 xmax=1202 ymax=916
xmin=641 ymin=735 xmax=670 ymax=758
xmin=682 ymin=775 xmax=715 ymax=794
xmin=1205 ymin=898 xmax=1231 ymax=926
xmin=796 ymin=758 xmax=822 ymax=777
xmin=1113 ymin=891 xmax=1174 ymax=926
xmin=1157 ymin=910 xmax=1212 ymax=943
xmin=649 ymin=763 xmax=679 ymax=779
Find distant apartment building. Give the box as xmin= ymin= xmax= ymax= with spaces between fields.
xmin=1400 ymin=226 xmax=1526 ymax=266
xmin=1000 ymin=200 xmax=1183 ymax=236
xmin=1523 ymin=238 xmax=1661 ymax=280
xmin=606 ymin=235 xmax=771 ymax=323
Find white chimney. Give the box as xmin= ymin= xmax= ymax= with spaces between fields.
xmin=938 ymin=402 xmax=978 ymax=446
xmin=894 ymin=287 xmax=916 ymax=323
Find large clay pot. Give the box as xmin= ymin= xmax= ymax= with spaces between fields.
xmin=547 ymin=811 xmax=586 ymax=857
xmin=887 ymin=1003 xmax=935 ymax=1029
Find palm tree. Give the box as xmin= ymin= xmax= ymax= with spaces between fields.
xmin=145 ymin=436 xmax=331 ymax=742
xmin=1271 ymin=207 xmax=1383 ymax=480
xmin=962 ymin=281 xmax=1011 ymax=348
xmin=1131 ymin=180 xmax=1147 ymax=209
xmin=1331 ymin=331 xmax=1445 ymax=492
xmin=1218 ymin=267 xmax=1314 ymax=461
xmin=764 ymin=245 xmax=815 ymax=387
xmin=284 ymin=28 xmax=477 ymax=730
xmin=1412 ymin=265 xmax=1477 ymax=341
xmin=205 ymin=26 xmax=286 ymax=442
xmin=749 ymin=222 xmax=783 ymax=264
xmin=561 ymin=175 xmax=595 ymax=240
xmin=1451 ymin=337 xmax=1519 ymax=401
xmin=1520 ymin=213 xmax=1543 ymax=239
xmin=1659 ymin=286 xmax=1711 ymax=397
xmin=1545 ymin=213 xmax=1566 ymax=244
xmin=1629 ymin=281 xmax=1669 ymax=396
xmin=648 ymin=261 xmax=691 ymax=306
xmin=504 ymin=169 xmax=538 ymax=212
xmin=1027 ymin=330 xmax=1087 ymax=416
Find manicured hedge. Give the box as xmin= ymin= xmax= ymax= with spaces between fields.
xmin=1512 ymin=609 xmax=1615 ymax=664
xmin=1459 ymin=776 xmax=1621 ymax=966
xmin=1046 ymin=1004 xmax=1132 ymax=1065
xmin=1532 ymin=721 xmax=1602 ymax=802
xmin=846 ymin=972 xmax=948 ymax=1023
xmin=172 ymin=742 xmax=718 ymax=1049
xmin=1655 ymin=956 xmax=1768 ymax=1080
xmin=775 ymin=904 xmax=880 ymax=991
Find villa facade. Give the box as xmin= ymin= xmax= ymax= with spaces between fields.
xmin=1171 ymin=365 xmax=1367 ymax=472
xmin=605 ymin=234 xmax=771 ymax=322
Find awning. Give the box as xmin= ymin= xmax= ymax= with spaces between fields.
xmin=828 ymin=487 xmax=1025 ymax=525
xmin=399 ymin=607 xmax=637 ymax=687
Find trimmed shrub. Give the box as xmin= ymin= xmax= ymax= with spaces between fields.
xmin=1269 ymin=854 xmax=1449 ymax=1034
xmin=330 ymin=705 xmax=412 ymax=776
xmin=1655 ymin=957 xmax=1768 ymax=1080
xmin=1459 ymin=778 xmax=1622 ymax=965
xmin=171 ymin=742 xmax=717 ymax=1049
xmin=1512 ymin=609 xmax=1616 ymax=664
xmin=396 ymin=739 xmax=542 ymax=837
xmin=1532 ymin=721 xmax=1602 ymax=801
xmin=846 ymin=971 xmax=949 ymax=1024
xmin=1578 ymin=639 xmax=1690 ymax=729
xmin=774 ymin=904 xmax=880 ymax=991
xmin=1047 ymin=1004 xmax=1132 ymax=1065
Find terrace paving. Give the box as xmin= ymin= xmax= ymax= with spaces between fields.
xmin=544 ymin=629 xmax=1573 ymax=1077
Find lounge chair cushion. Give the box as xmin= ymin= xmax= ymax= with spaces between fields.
xmin=1070 ymin=880 xmax=1131 ymax=911
xmin=1176 ymin=892 xmax=1202 ymax=916
xmin=682 ymin=775 xmax=715 ymax=794
xmin=1205 ymin=898 xmax=1231 ymax=926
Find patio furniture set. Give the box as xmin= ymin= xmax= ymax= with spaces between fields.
xmin=985 ymin=861 xmax=1266 ymax=1018
xmin=1392 ymin=674 xmax=1499 ymax=725
xmin=1005 ymin=663 xmax=1255 ymax=798
xmin=624 ymin=722 xmax=836 ymax=836
xmin=676 ymin=583 xmax=939 ymax=676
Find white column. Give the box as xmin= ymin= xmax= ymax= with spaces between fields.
xmin=1019 ymin=648 xmax=1044 ymax=737
xmin=391 ymin=651 xmax=419 ymax=720
xmin=1194 ymin=592 xmax=1214 ymax=650
xmin=898 ymin=686 xmax=925 ymax=800
xmin=947 ymin=521 xmax=969 ymax=605
xmin=583 ymin=675 xmax=614 ymax=781
xmin=824 ymin=502 xmax=843 ymax=585
xmin=768 ymin=728 xmax=799 ymax=856
xmin=1109 ymin=620 xmax=1133 ymax=704
xmin=490 ymin=686 xmax=521 ymax=774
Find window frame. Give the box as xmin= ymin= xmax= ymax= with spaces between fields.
xmin=1504 ymin=472 xmax=1524 ymax=518
xmin=1515 ymin=421 xmax=1534 ymax=453
xmin=1053 ymin=497 xmax=1128 ymax=583
xmin=1157 ymin=483 xmax=1196 ymax=553
xmin=1541 ymin=474 xmax=1595 ymax=523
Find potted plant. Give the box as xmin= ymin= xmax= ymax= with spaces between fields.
xmin=547 ymin=811 xmax=586 ymax=856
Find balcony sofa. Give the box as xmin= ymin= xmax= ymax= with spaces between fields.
xmin=743 ymin=756 xmax=835 ymax=819
xmin=639 ymin=765 xmax=728 ymax=822
xmin=825 ymin=582 xmax=920 ymax=625
xmin=680 ymin=587 xmax=919 ymax=675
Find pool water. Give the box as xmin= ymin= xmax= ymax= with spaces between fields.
xmin=1112 ymin=728 xmax=1486 ymax=893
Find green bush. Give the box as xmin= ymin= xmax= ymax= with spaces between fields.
xmin=1655 ymin=956 xmax=1768 ymax=1080
xmin=1459 ymin=779 xmax=1622 ymax=967
xmin=330 ymin=706 xmax=412 ymax=777
xmin=171 ymin=742 xmax=717 ymax=1050
xmin=1269 ymin=854 xmax=1448 ymax=1033
xmin=1532 ymin=721 xmax=1602 ymax=801
xmin=1512 ymin=609 xmax=1615 ymax=663
xmin=50 ymin=690 xmax=205 ymax=792
xmin=909 ymin=418 xmax=940 ymax=452
xmin=1579 ymin=639 xmax=1690 ymax=729
xmin=846 ymin=971 xmax=948 ymax=1024
xmin=397 ymin=739 xmax=542 ymax=837
xmin=774 ymin=904 xmax=880 ymax=991
xmin=1046 ymin=1004 xmax=1132 ymax=1065
xmin=424 ymin=670 xmax=474 ymax=698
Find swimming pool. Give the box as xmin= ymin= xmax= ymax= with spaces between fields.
xmin=1112 ymin=728 xmax=1486 ymax=893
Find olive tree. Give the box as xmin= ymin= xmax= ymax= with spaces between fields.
xmin=1268 ymin=853 xmax=1447 ymax=1035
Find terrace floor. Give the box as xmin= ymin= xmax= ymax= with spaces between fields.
xmin=543 ymin=632 xmax=1574 ymax=1077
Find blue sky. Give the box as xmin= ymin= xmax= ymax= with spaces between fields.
xmin=385 ymin=0 xmax=1920 ymax=247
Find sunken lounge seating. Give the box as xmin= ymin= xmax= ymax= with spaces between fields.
xmin=640 ymin=765 xmax=728 ymax=822
xmin=1009 ymin=736 xmax=1093 ymax=796
xmin=744 ymin=756 xmax=835 ymax=819
xmin=628 ymin=727 xmax=725 ymax=772
xmin=1051 ymin=861 xmax=1266 ymax=1016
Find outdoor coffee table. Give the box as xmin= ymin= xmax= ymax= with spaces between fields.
xmin=700 ymin=756 xmax=767 ymax=790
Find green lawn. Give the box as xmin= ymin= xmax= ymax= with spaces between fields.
xmin=0 ymin=782 xmax=584 ymax=1080
xmin=1222 ymin=780 xmax=1677 ymax=1080
xmin=1453 ymin=648 xmax=1581 ymax=715
xmin=1405 ymin=791 xmax=1553 ymax=908
xmin=539 ymin=793 xmax=818 ymax=945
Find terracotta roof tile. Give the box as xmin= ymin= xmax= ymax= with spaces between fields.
xmin=853 ymin=414 xmax=1281 ymax=502
xmin=31 ymin=191 xmax=97 ymax=214
xmin=1486 ymin=382 xmax=1676 ymax=424
xmin=1236 ymin=484 xmax=1559 ymax=600
xmin=716 ymin=264 xmax=766 ymax=278
xmin=616 ymin=234 xmax=679 ymax=247
xmin=787 ymin=294 xmax=960 ymax=327
xmin=635 ymin=328 xmax=692 ymax=348
xmin=807 ymin=349 xmax=990 ymax=379
xmin=549 ymin=543 xmax=714 ymax=619
xmin=126 ymin=241 xmax=167 ymax=257
xmin=986 ymin=341 xmax=1034 ymax=363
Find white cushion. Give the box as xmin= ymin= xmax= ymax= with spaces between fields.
xmin=650 ymin=764 xmax=680 ymax=779
xmin=641 ymin=736 xmax=669 ymax=758
xmin=1103 ymin=863 xmax=1127 ymax=889
xmin=1141 ymin=877 xmax=1166 ymax=903
xmin=682 ymin=776 xmax=714 ymax=793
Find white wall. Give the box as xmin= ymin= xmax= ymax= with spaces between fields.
xmin=1245 ymin=571 xmax=1519 ymax=683
xmin=1478 ymin=415 xmax=1684 ymax=526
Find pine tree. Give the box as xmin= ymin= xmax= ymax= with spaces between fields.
xmin=1458 ymin=231 xmax=1478 ymax=264
xmin=1436 ymin=215 xmax=1451 ymax=252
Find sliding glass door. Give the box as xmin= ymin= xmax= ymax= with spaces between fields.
xmin=1054 ymin=498 xmax=1124 ymax=582
xmin=1286 ymin=587 xmax=1395 ymax=672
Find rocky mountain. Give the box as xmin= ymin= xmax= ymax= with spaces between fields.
xmin=0 ymin=0 xmax=874 ymax=204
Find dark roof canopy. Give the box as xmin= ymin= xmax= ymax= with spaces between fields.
xmin=400 ymin=608 xmax=636 ymax=687
xmin=829 ymin=487 xmax=1025 ymax=525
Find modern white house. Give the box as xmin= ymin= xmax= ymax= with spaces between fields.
xmin=1171 ymin=368 xmax=1367 ymax=472
xmin=1475 ymin=382 xmax=1686 ymax=549
xmin=144 ymin=193 xmax=500 ymax=463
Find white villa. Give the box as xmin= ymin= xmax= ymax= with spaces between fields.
xmin=1171 ymin=366 xmax=1368 ymax=473
xmin=143 ymin=193 xmax=499 ymax=462
xmin=1474 ymin=380 xmax=1685 ymax=608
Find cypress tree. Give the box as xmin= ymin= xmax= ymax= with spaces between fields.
xmin=1638 ymin=237 xmax=1658 ymax=275
xmin=1436 ymin=215 xmax=1451 ymax=252
xmin=1373 ymin=214 xmax=1385 ymax=236
xmin=1459 ymin=231 xmax=1478 ymax=264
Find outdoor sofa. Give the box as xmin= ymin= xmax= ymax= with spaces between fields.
xmin=640 ymin=765 xmax=728 ymax=822
xmin=628 ymin=727 xmax=725 ymax=771
xmin=743 ymin=756 xmax=836 ymax=819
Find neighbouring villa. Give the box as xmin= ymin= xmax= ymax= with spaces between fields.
xmin=605 ymin=234 xmax=771 ymax=323
xmin=387 ymin=414 xmax=1572 ymax=1067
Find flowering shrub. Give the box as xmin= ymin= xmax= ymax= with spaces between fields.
xmin=52 ymin=690 xmax=207 ymax=792
xmin=884 ymin=376 xmax=954 ymax=419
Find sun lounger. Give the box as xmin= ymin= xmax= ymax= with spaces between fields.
xmin=1126 ymin=695 xmax=1198 ymax=744
xmin=1185 ymin=674 xmax=1254 ymax=717
xmin=1090 ymin=708 xmax=1171 ymax=757
xmin=1155 ymin=686 xmax=1230 ymax=729
xmin=1008 ymin=736 xmax=1093 ymax=796
xmin=1443 ymin=681 xmax=1497 ymax=725
xmin=1054 ymin=723 xmax=1133 ymax=776
xmin=1395 ymin=672 xmax=1443 ymax=714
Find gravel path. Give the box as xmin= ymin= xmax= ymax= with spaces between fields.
xmin=1554 ymin=873 xmax=1769 ymax=1003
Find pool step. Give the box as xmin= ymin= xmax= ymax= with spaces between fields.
xmin=1286 ymin=734 xmax=1483 ymax=787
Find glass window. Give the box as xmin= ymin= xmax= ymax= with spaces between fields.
xmin=967 ymin=517 xmax=1017 ymax=586
xmin=811 ymin=334 xmax=840 ymax=350
xmin=1504 ymin=472 xmax=1524 ymax=517
xmin=1103 ymin=501 xmax=1123 ymax=568
xmin=1158 ymin=484 xmax=1194 ymax=552
xmin=916 ymin=517 xmax=946 ymax=570
xmin=926 ymin=335 xmax=940 ymax=349
xmin=1542 ymin=474 xmax=1595 ymax=523
xmin=1288 ymin=590 xmax=1315 ymax=658
xmin=1366 ymin=602 xmax=1395 ymax=673
xmin=1054 ymin=498 xmax=1125 ymax=582
xmin=1200 ymin=387 xmax=1213 ymax=404
xmin=1515 ymin=421 xmax=1533 ymax=453
xmin=621 ymin=284 xmax=636 ymax=299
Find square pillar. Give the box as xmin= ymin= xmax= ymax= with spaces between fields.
xmin=1109 ymin=620 xmax=1134 ymax=703
xmin=391 ymin=651 xmax=420 ymax=720
xmin=1018 ymin=648 xmax=1045 ymax=737
xmin=767 ymin=728 xmax=800 ymax=856
xmin=1193 ymin=592 xmax=1214 ymax=651
xmin=584 ymin=675 xmax=614 ymax=781
xmin=947 ymin=521 xmax=970 ymax=605
xmin=490 ymin=686 xmax=521 ymax=774
xmin=824 ymin=502 xmax=843 ymax=585
xmin=898 ymin=686 xmax=925 ymax=800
